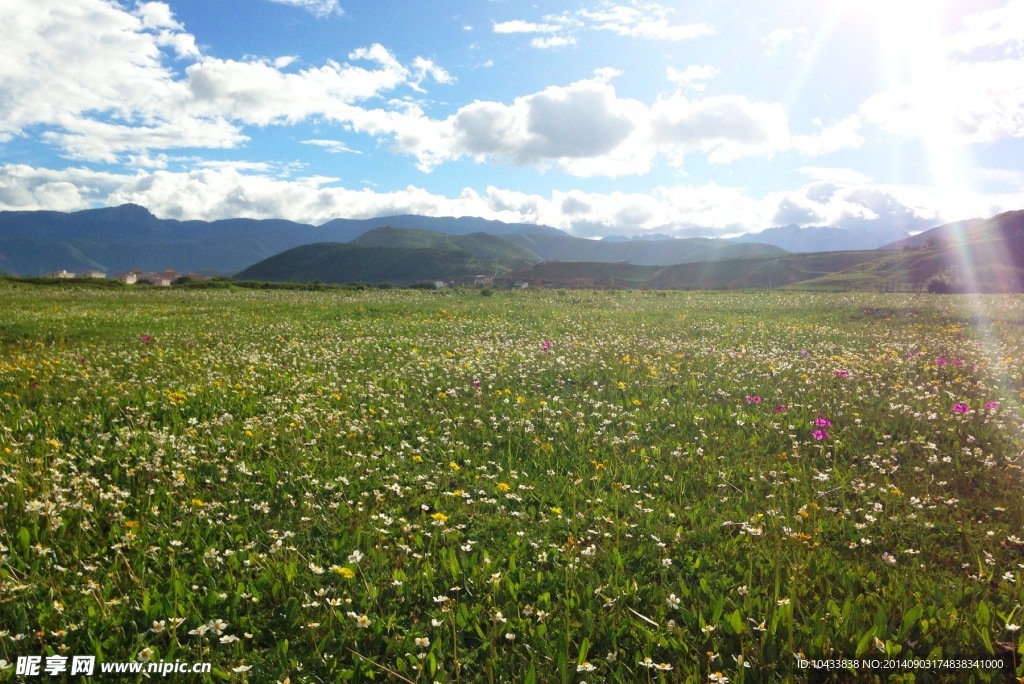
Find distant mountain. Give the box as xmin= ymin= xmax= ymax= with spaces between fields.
xmin=730 ymin=222 xmax=918 ymax=252
xmin=0 ymin=204 xmax=782 ymax=275
xmin=0 ymin=204 xmax=320 ymax=275
xmin=0 ymin=205 xmax=566 ymax=276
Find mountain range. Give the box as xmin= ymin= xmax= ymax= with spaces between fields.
xmin=239 ymin=211 xmax=1024 ymax=292
xmin=2 ymin=203 xmax=915 ymax=277
xmin=2 ymin=204 xmax=1022 ymax=292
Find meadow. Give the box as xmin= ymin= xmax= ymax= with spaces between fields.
xmin=0 ymin=283 xmax=1022 ymax=683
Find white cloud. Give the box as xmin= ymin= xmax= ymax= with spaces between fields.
xmin=303 ymin=139 xmax=362 ymax=154
xmin=665 ymin=65 xmax=718 ymax=92
xmin=0 ymin=0 xmax=453 ymax=163
xmin=762 ymin=27 xmax=807 ymax=55
xmin=579 ymin=2 xmax=713 ymax=41
xmin=266 ymin=0 xmax=343 ymax=18
xmin=860 ymin=59 xmax=1024 ymax=143
xmin=493 ymin=20 xmax=563 ymax=34
xmin=946 ymin=0 xmax=1024 ymax=56
xmin=531 ymin=35 xmax=579 ymax=49
xmin=9 ymin=163 xmax=1016 ymax=239
xmin=650 ymin=95 xmax=791 ymax=164
xmin=493 ymin=1 xmax=711 ymax=49
xmin=860 ymin=2 xmax=1024 ymax=145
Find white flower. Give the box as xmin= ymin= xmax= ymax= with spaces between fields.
xmin=232 ymin=665 xmax=252 ymax=673
xmin=577 ymin=661 xmax=596 ymax=672
xmin=137 ymin=647 xmax=154 ymax=662
xmin=415 ymin=637 xmax=430 ymax=648
xmin=1006 ymin=623 xmax=1021 ymax=632
xmin=354 ymin=614 xmax=371 ymax=628
xmin=348 ymin=550 xmax=364 ymax=564
xmin=666 ymin=593 xmax=680 ymax=609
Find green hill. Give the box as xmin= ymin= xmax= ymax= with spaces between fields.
xmin=793 ymin=211 xmax=1024 ymax=292
xmin=235 ymin=242 xmax=518 ymax=284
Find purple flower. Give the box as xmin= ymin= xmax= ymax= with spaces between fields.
xmin=814 ymin=414 xmax=832 ymax=428
xmin=951 ymin=359 xmax=964 ymax=366
xmin=800 ymin=349 xmax=810 ymax=358
xmin=141 ymin=335 xmax=152 ymax=344
xmin=834 ymin=370 xmax=849 ymax=378
xmin=952 ymin=402 xmax=970 ymax=414
xmin=471 ymin=380 xmax=481 ymax=389
xmin=812 ymin=429 xmax=828 ymax=441
xmin=774 ymin=404 xmax=788 ymax=413
xmin=542 ymin=340 xmax=553 ymax=352
xmin=745 ymin=395 xmax=761 ymax=404
xmin=935 ymin=358 xmax=947 ymax=366
xmin=984 ymin=401 xmax=999 ymax=410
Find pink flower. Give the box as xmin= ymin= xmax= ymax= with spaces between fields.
xmin=951 ymin=359 xmax=964 ymax=366
xmin=141 ymin=335 xmax=152 ymax=344
xmin=541 ymin=340 xmax=553 ymax=352
xmin=774 ymin=404 xmax=788 ymax=413
xmin=984 ymin=401 xmax=999 ymax=410
xmin=745 ymin=395 xmax=761 ymax=404
xmin=814 ymin=414 xmax=832 ymax=428
xmin=834 ymin=370 xmax=849 ymax=378
xmin=935 ymin=358 xmax=946 ymax=366
xmin=812 ymin=429 xmax=828 ymax=441
xmin=952 ymin=403 xmax=970 ymax=414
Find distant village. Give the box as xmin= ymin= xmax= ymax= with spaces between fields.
xmin=44 ymin=268 xmax=210 ymax=286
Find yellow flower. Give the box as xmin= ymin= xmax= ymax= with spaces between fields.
xmin=497 ymin=482 xmax=512 ymax=492
xmin=334 ymin=567 xmax=355 ymax=579
xmin=448 ymin=461 xmax=460 ymax=471
xmin=431 ymin=512 xmax=449 ymax=523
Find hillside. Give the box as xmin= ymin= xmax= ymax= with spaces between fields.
xmin=350 ymin=227 xmax=542 ymax=264
xmin=793 ymin=211 xmax=1024 ymax=292
xmin=499 ymin=251 xmax=887 ymax=290
xmin=880 ymin=218 xmax=984 ymax=250
xmin=505 ymin=232 xmax=783 ymax=266
xmin=235 ymin=242 xmax=519 ymax=284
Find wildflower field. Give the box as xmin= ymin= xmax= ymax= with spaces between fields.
xmin=1 ymin=283 xmax=1023 ymax=683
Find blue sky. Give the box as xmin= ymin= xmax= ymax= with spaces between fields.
xmin=1 ymin=0 xmax=1023 ymax=237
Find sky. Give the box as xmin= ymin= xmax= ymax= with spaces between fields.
xmin=1 ymin=0 xmax=1023 ymax=238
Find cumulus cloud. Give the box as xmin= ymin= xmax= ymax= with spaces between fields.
xmin=860 ymin=60 xmax=1024 ymax=143
xmin=0 ymin=0 xmax=453 ymax=163
xmin=861 ymin=2 xmax=1024 ymax=144
xmin=650 ymin=95 xmax=791 ymax=164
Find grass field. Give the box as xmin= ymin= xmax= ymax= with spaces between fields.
xmin=1 ymin=284 xmax=1022 ymax=682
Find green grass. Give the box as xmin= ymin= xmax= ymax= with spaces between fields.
xmin=1 ymin=286 xmax=1022 ymax=682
